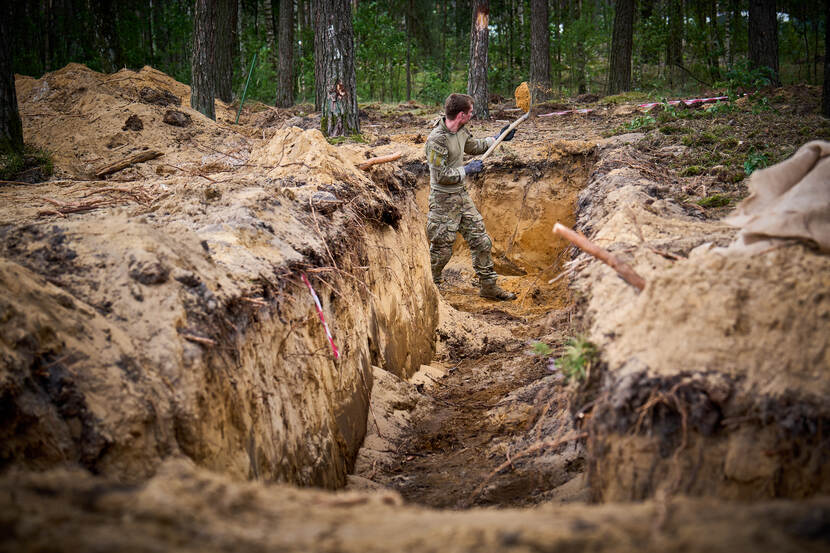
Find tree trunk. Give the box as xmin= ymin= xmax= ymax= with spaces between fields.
xmin=191 ymin=0 xmax=217 ymax=120
xmin=573 ymin=0 xmax=587 ymax=94
xmin=277 ymin=0 xmax=295 ymax=107
xmin=0 ymin=3 xmax=24 ymax=154
xmin=666 ymin=0 xmax=684 ymax=88
xmin=467 ymin=0 xmax=490 ymax=119
xmin=748 ymin=0 xmax=780 ymax=86
xmin=405 ymin=0 xmax=413 ymax=102
xmin=823 ymin=0 xmax=830 ymax=117
xmin=264 ymin=0 xmax=278 ymax=75
xmin=313 ymin=0 xmax=359 ymax=136
xmin=215 ymin=0 xmax=238 ymax=103
xmin=94 ymin=0 xmax=120 ymax=73
xmin=530 ymin=0 xmax=551 ymax=102
xmin=727 ymin=0 xmax=739 ymax=68
xmin=608 ymin=0 xmax=634 ymax=94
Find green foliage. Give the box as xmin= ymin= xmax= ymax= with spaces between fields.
xmin=716 ymin=61 xmax=774 ymax=100
xmin=744 ymin=149 xmax=770 ymax=175
xmin=0 ymin=145 xmax=53 ymax=181
xmin=696 ymin=194 xmax=732 ymax=208
xmin=529 ymin=336 xmax=597 ymax=384
xmin=624 ymin=115 xmax=656 ymax=131
xmin=706 ymin=101 xmax=734 ymax=116
xmin=555 ymin=337 xmax=597 ymax=384
xmin=531 ymin=341 xmax=554 ymax=357
xmin=417 ymin=67 xmax=453 ymax=106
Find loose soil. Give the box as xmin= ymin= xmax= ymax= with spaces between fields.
xmin=2 ymin=64 xmax=829 ymax=551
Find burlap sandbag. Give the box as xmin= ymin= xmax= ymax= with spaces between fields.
xmin=723 ymin=140 xmax=830 ymax=254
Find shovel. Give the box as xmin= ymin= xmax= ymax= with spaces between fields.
xmin=479 ymin=81 xmax=532 ymax=162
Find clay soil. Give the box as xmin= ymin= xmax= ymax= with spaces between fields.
xmin=2 ymin=65 xmax=830 ymax=552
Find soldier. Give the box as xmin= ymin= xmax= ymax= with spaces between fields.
xmin=425 ymin=93 xmax=517 ymax=301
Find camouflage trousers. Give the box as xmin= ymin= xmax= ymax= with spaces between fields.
xmin=426 ymin=189 xmax=497 ymax=284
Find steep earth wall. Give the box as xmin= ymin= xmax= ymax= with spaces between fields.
xmin=1 ymin=92 xmax=437 ymax=486
xmin=571 ymin=135 xmax=830 ymax=501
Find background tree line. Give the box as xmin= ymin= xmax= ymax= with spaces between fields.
xmin=1 ymin=0 xmax=828 ymax=147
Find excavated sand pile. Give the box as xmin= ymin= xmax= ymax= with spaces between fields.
xmin=571 ymin=137 xmax=830 ymax=501
xmin=1 ymin=66 xmax=438 ymax=487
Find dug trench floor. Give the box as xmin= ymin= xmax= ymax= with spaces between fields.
xmin=350 ymin=162 xmax=591 ymax=509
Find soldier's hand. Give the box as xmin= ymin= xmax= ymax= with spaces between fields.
xmin=494 ymin=125 xmax=516 ymax=141
xmin=464 ymin=160 xmax=484 ymax=175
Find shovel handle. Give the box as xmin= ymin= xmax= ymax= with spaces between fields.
xmin=479 ymin=111 xmax=530 ymax=162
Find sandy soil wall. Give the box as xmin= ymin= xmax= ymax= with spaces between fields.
xmin=570 ymin=135 xmax=830 ymax=501
xmin=0 ymin=136 xmax=437 ymax=488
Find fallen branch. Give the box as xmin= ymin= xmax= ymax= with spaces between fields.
xmin=96 ymin=150 xmax=163 ymax=179
xmin=0 ymin=179 xmax=37 ymax=186
xmin=553 ymin=222 xmax=646 ymax=291
xmin=358 ymin=151 xmax=402 ymax=170
xmin=181 ymin=333 xmax=217 ymax=347
xmin=468 ymin=431 xmax=587 ymax=503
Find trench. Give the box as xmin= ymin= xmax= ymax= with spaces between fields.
xmin=349 ymin=154 xmax=594 ymax=509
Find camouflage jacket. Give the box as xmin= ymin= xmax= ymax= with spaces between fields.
xmin=425 ymin=118 xmax=494 ymax=193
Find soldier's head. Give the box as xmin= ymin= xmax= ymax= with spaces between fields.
xmin=444 ymin=94 xmax=474 ymax=130
xmin=445 ymin=93 xmax=474 ymax=120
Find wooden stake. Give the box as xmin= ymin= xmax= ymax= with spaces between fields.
xmin=553 ymin=222 xmax=646 ymax=291
xmin=358 ymin=151 xmax=402 ymax=170
xmin=96 ymin=150 xmax=163 ymax=179
xmin=479 ymin=111 xmax=530 ymax=161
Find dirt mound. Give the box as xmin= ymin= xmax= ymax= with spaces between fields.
xmin=15 ymin=63 xmax=241 ymax=179
xmin=571 ymin=138 xmax=830 ymax=501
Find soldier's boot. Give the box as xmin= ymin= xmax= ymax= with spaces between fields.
xmin=479 ymin=280 xmax=516 ymax=301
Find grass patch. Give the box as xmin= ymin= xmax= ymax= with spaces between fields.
xmin=697 ymin=194 xmax=732 ymax=208
xmin=0 ymin=145 xmax=53 ymax=182
xmin=680 ymin=165 xmax=705 ymax=177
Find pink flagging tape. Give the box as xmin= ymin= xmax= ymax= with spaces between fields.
xmin=538 ymin=108 xmax=595 ymax=118
xmin=301 ymin=272 xmax=340 ymax=359
xmin=637 ymin=95 xmax=729 ymax=109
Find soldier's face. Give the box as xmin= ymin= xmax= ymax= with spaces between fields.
xmin=461 ymin=107 xmax=473 ymax=125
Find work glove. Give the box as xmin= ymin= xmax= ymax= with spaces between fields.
xmin=493 ymin=125 xmax=516 ymax=141
xmin=463 ymin=159 xmax=484 ymax=176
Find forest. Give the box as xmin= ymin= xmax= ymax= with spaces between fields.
xmin=3 ymin=1 xmax=828 ymax=117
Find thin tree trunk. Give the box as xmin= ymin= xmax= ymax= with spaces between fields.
xmin=0 ymin=2 xmax=24 ymax=154
xmin=530 ymin=0 xmax=551 ymax=101
xmin=264 ymin=0 xmax=278 ymax=75
xmin=314 ymin=0 xmax=359 ymax=136
xmin=94 ymin=0 xmax=120 ymax=73
xmin=277 ymin=0 xmax=295 ymax=107
xmin=405 ymin=0 xmax=412 ymax=101
xmin=822 ymin=0 xmax=830 ymax=117
xmin=215 ymin=0 xmax=237 ymax=103
xmin=608 ymin=0 xmax=634 ymax=94
xmin=748 ymin=0 xmax=780 ymax=86
xmin=468 ymin=0 xmax=490 ymax=119
xmin=728 ymin=0 xmax=739 ymax=68
xmin=667 ymin=0 xmax=684 ymax=88
xmin=191 ymin=0 xmax=217 ymax=119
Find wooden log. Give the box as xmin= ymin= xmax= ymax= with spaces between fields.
xmin=553 ymin=222 xmax=646 ymax=291
xmin=96 ymin=150 xmax=163 ymax=179
xmin=358 ymin=151 xmax=402 ymax=170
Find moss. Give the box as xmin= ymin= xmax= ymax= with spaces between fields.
xmin=697 ymin=194 xmax=732 ymax=208
xmin=680 ymin=165 xmax=705 ymax=177
xmin=659 ymin=124 xmax=686 ymax=135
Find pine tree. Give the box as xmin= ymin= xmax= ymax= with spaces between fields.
xmin=191 ymin=0 xmax=217 ymax=120
xmin=468 ymin=0 xmax=490 ymax=119
xmin=530 ymin=0 xmax=551 ymax=102
xmin=0 ymin=3 xmax=23 ymax=154
xmin=277 ymin=0 xmax=295 ymax=107
xmin=314 ymin=0 xmax=359 ymax=136
xmin=749 ymin=0 xmax=780 ymax=86
xmin=608 ymin=0 xmax=634 ymax=94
